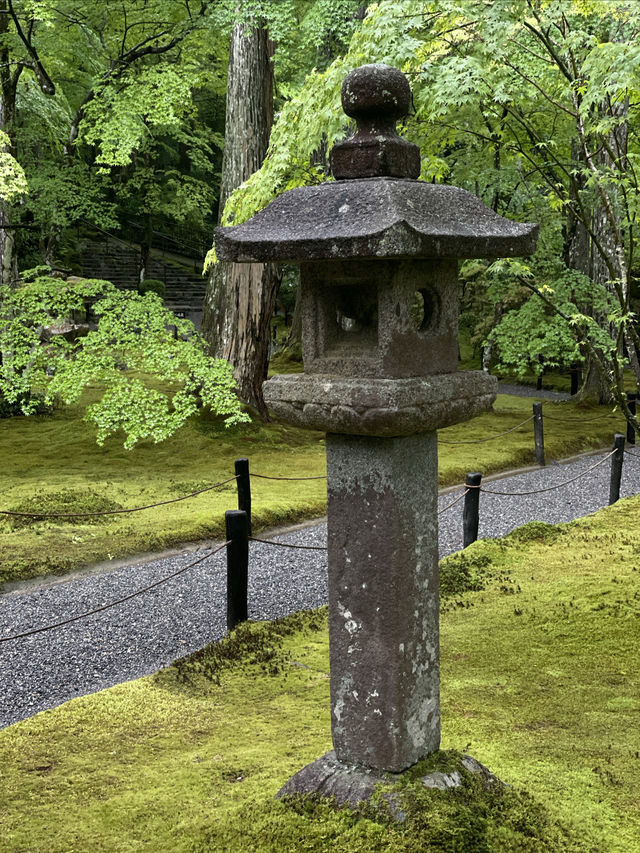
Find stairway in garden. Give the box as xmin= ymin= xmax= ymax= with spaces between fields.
xmin=79 ymin=233 xmax=208 ymax=328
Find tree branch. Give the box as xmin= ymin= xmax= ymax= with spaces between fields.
xmin=7 ymin=0 xmax=55 ymax=95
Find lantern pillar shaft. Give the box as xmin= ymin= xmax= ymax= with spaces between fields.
xmin=327 ymin=431 xmax=440 ymax=771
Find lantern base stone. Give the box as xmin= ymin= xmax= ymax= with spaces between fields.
xmin=276 ymin=750 xmax=504 ymax=816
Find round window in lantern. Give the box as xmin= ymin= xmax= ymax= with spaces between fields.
xmin=413 ymin=287 xmax=440 ymax=335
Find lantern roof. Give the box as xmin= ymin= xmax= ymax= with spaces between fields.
xmin=214 ymin=178 xmax=538 ymax=263
xmin=214 ymin=64 xmax=538 ymax=264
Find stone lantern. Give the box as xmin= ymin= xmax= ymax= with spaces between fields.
xmin=215 ymin=64 xmax=537 ymax=800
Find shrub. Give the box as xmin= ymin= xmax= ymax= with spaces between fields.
xmin=138 ymin=278 xmax=165 ymax=297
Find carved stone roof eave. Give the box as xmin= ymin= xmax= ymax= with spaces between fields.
xmin=214 ymin=178 xmax=539 ymax=263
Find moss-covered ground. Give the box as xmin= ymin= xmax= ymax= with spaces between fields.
xmin=1 ymin=498 xmax=638 ymax=851
xmin=0 ymin=386 xmax=625 ymax=586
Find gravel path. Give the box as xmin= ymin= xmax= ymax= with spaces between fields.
xmin=2 ymin=442 xmax=638 ymax=730
xmin=497 ymin=381 xmax=571 ymax=400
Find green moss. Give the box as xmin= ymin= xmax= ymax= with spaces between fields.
xmin=172 ymin=608 xmax=328 ymax=686
xmin=5 ymin=488 xmax=124 ymax=529
xmin=269 ymin=345 xmax=304 ymax=376
xmin=0 ymin=404 xmax=327 ymax=586
xmin=439 ymin=551 xmax=494 ymax=600
xmin=2 ymin=501 xmax=638 ymax=851
xmin=270 ymin=750 xmax=594 ymax=853
xmin=505 ymin=521 xmax=561 ymax=545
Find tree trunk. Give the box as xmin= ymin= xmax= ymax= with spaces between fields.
xmin=286 ymin=273 xmax=303 ymax=346
xmin=482 ymin=301 xmax=502 ymax=373
xmin=139 ymin=214 xmax=153 ymax=283
xmin=200 ymin=21 xmax=279 ymax=418
xmin=563 ymin=139 xmax=611 ymax=404
xmin=42 ymin=224 xmax=61 ymax=268
xmin=0 ymin=1 xmax=19 ymax=287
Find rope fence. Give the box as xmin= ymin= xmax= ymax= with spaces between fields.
xmin=0 ymin=541 xmax=229 ymax=644
xmin=0 ymin=476 xmax=239 ymax=519
xmin=438 ymin=415 xmax=534 ymax=444
xmin=251 ymin=473 xmax=327 ymax=481
xmin=249 ymin=536 xmax=328 ymax=552
xmin=435 ymin=399 xmax=627 ymax=456
xmin=1 ymin=404 xmax=637 ymax=645
xmin=477 ymin=450 xmax=615 ymax=497
xmin=438 ymin=489 xmax=469 ymax=515
xmin=541 ymin=411 xmax=618 ymax=423
xmin=460 ymin=436 xmax=627 ymax=546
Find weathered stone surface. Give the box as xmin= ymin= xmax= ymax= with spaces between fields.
xmin=263 ymin=371 xmax=497 ymax=436
xmin=327 ymin=432 xmax=440 ymax=771
xmin=276 ymin=750 xmax=401 ymax=808
xmin=330 ymin=64 xmax=421 ymax=180
xmin=38 ymin=321 xmax=95 ymax=343
xmin=215 ymin=178 xmax=538 ymax=263
xmin=420 ymin=756 xmax=503 ymax=791
xmin=276 ymin=751 xmax=503 ymax=814
xmin=299 ymin=258 xmax=460 ymax=379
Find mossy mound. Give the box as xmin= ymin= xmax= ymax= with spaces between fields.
xmin=439 ymin=551 xmax=495 ymax=599
xmin=6 ymin=488 xmax=124 ymax=529
xmin=504 ymin=520 xmax=561 ymax=545
xmin=172 ymin=607 xmax=328 ymax=685
xmin=268 ymin=750 xmax=593 ymax=853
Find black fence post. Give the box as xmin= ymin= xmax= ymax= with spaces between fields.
xmin=609 ymin=434 xmax=625 ymax=506
xmin=626 ymin=393 xmax=637 ymax=446
xmin=569 ymin=364 xmax=580 ymax=396
xmin=225 ymin=510 xmax=249 ymax=631
xmin=463 ymin=472 xmax=482 ymax=548
xmin=533 ymin=402 xmax=545 ymax=466
xmin=235 ymin=457 xmax=252 ymax=535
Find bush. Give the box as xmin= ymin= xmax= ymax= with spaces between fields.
xmin=0 ymin=392 xmax=52 ymax=419
xmin=138 ymin=278 xmax=165 ymax=297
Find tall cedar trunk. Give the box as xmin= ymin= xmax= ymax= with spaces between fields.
xmin=479 ymin=107 xmax=507 ymax=375
xmin=200 ymin=22 xmax=280 ymax=418
xmin=564 ymin=139 xmax=612 ymax=403
xmin=0 ymin=1 xmax=19 ymax=287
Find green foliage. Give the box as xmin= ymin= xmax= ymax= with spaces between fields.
xmin=137 ymin=278 xmax=165 ymax=297
xmin=23 ymin=161 xmax=118 ymax=231
xmin=2 ymin=0 xmax=228 ymax=271
xmin=81 ymin=66 xmax=197 ymax=168
xmin=0 ymin=130 xmax=29 ymax=203
xmin=219 ymin=0 xmax=640 ymax=413
xmin=0 ymin=271 xmax=249 ymax=448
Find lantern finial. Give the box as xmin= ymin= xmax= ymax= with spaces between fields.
xmin=330 ymin=63 xmax=421 ymax=180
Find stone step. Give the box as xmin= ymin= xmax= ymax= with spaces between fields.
xmin=79 ymin=238 xmax=207 ymax=314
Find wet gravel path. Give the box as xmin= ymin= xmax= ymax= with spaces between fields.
xmin=496 ymin=381 xmax=571 ymax=400
xmin=2 ymin=439 xmax=639 ymax=730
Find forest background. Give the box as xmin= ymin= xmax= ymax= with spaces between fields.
xmin=1 ymin=0 xmax=640 ymax=444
